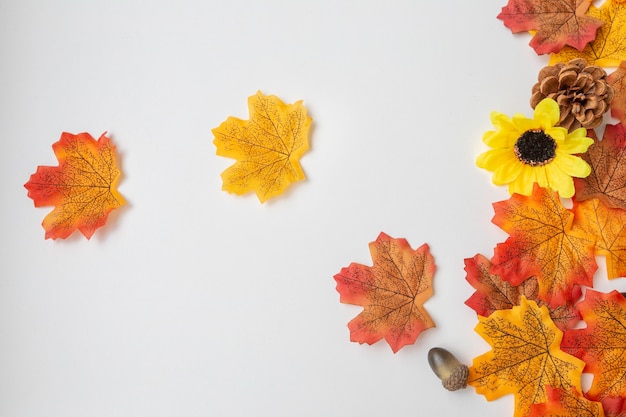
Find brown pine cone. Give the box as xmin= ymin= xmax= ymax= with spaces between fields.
xmin=531 ymin=58 xmax=614 ymax=131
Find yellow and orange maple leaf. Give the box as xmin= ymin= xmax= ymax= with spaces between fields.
xmin=212 ymin=91 xmax=312 ymax=203
xmin=468 ymin=297 xmax=585 ymax=417
xmin=550 ymin=0 xmax=626 ymax=66
xmin=333 ymin=232 xmax=436 ymax=353
xmin=573 ymin=198 xmax=626 ymax=279
xmin=24 ymin=132 xmax=125 ymax=240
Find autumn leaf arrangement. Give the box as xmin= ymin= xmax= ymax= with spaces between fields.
xmin=467 ymin=1 xmax=626 ymax=416
xmin=332 ymin=1 xmax=626 ymax=416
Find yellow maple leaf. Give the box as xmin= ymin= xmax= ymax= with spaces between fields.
xmin=550 ymin=0 xmax=626 ymax=66
xmin=212 ymin=91 xmax=312 ymax=203
xmin=468 ymin=297 xmax=585 ymax=417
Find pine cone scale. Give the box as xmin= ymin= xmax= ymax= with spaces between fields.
xmin=531 ymin=59 xmax=614 ymax=131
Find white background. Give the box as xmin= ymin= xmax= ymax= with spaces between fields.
xmin=2 ymin=1 xmax=622 ymax=416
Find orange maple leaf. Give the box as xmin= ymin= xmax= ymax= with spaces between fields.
xmin=491 ymin=184 xmax=597 ymax=307
xmin=464 ymin=253 xmax=581 ymax=331
xmin=24 ymin=132 xmax=125 ymax=240
xmin=497 ymin=0 xmax=603 ymax=54
xmin=550 ymin=0 xmax=626 ymax=66
xmin=333 ymin=232 xmax=435 ymax=353
xmin=212 ymin=91 xmax=312 ymax=203
xmin=468 ymin=297 xmax=585 ymax=417
xmin=561 ymin=289 xmax=626 ymax=400
xmin=573 ymin=198 xmax=626 ymax=279
xmin=574 ymin=123 xmax=626 ymax=210
xmin=526 ymin=386 xmax=605 ymax=417
xmin=608 ymin=61 xmax=626 ymax=122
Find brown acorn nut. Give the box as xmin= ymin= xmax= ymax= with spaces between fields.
xmin=427 ymin=347 xmax=469 ymax=391
xmin=530 ymin=58 xmax=614 ymax=131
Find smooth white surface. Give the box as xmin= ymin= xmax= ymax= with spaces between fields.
xmin=0 ymin=1 xmax=590 ymax=416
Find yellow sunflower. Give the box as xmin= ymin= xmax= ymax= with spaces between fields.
xmin=476 ymin=98 xmax=593 ymax=198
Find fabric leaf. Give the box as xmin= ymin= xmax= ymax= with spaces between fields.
xmin=573 ymin=198 xmax=626 ymax=279
xmin=550 ymin=0 xmax=626 ymax=67
xmin=602 ymin=396 xmax=626 ymax=417
xmin=333 ymin=232 xmax=435 ymax=353
xmin=574 ymin=123 xmax=626 ymax=210
xmin=491 ymin=184 xmax=597 ymax=307
xmin=24 ymin=132 xmax=125 ymax=240
xmin=212 ymin=91 xmax=311 ymax=203
xmin=468 ymin=297 xmax=585 ymax=417
xmin=497 ymin=0 xmax=603 ymax=54
xmin=464 ymin=253 xmax=580 ymax=331
xmin=608 ymin=61 xmax=626 ymax=123
xmin=561 ymin=289 xmax=626 ymax=400
xmin=526 ymin=386 xmax=605 ymax=417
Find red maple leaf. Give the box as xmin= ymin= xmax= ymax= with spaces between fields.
xmin=574 ymin=123 xmax=626 ymax=211
xmin=465 ymin=253 xmax=580 ymax=331
xmin=491 ymin=185 xmax=597 ymax=307
xmin=497 ymin=0 xmax=604 ymax=54
xmin=333 ymin=232 xmax=435 ymax=353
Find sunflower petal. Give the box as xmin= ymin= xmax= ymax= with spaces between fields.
xmin=558 ymin=133 xmax=594 ymax=154
xmin=509 ymin=166 xmax=536 ymax=196
xmin=534 ymin=98 xmax=560 ymax=128
xmin=552 ymin=153 xmax=591 ymax=177
xmin=493 ymin=156 xmax=523 ymax=184
xmin=476 ymin=148 xmax=512 ymax=171
xmin=545 ymin=164 xmax=575 ymax=198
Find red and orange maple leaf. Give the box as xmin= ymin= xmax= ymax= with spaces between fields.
xmin=464 ymin=253 xmax=580 ymax=331
xmin=24 ymin=132 xmax=125 ymax=240
xmin=490 ymin=184 xmax=597 ymax=307
xmin=333 ymin=232 xmax=435 ymax=353
xmin=497 ymin=0 xmax=603 ymax=54
xmin=561 ymin=289 xmax=626 ymax=400
xmin=574 ymin=123 xmax=626 ymax=210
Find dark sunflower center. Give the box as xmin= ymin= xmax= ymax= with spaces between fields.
xmin=514 ymin=130 xmax=557 ymax=166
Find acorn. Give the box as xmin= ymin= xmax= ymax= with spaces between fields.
xmin=427 ymin=347 xmax=469 ymax=391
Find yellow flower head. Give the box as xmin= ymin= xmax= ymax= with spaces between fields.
xmin=476 ymin=98 xmax=593 ymax=198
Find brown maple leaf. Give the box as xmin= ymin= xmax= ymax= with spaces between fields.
xmin=464 ymin=253 xmax=581 ymax=331
xmin=562 ymin=289 xmax=626 ymax=400
xmin=497 ymin=0 xmax=603 ymax=54
xmin=468 ymin=297 xmax=586 ymax=417
xmin=574 ymin=123 xmax=626 ymax=210
xmin=333 ymin=232 xmax=435 ymax=353
xmin=573 ymin=198 xmax=626 ymax=279
xmin=491 ymin=184 xmax=597 ymax=307
xmin=24 ymin=132 xmax=125 ymax=239
xmin=608 ymin=61 xmax=626 ymax=123
xmin=550 ymin=0 xmax=626 ymax=66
